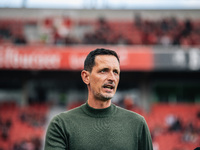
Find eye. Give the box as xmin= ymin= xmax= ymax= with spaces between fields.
xmin=113 ymin=70 xmax=119 ymax=75
xmin=100 ymin=69 xmax=106 ymax=73
xmin=100 ymin=68 xmax=108 ymax=73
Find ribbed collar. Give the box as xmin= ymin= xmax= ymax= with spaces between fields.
xmin=81 ymin=102 xmax=117 ymax=118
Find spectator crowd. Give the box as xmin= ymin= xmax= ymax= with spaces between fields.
xmin=0 ymin=15 xmax=200 ymax=46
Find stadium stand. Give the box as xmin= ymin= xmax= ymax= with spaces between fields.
xmin=0 ymin=101 xmax=49 ymax=150
xmin=0 ymin=16 xmax=200 ymax=46
xmin=148 ymin=103 xmax=200 ymax=150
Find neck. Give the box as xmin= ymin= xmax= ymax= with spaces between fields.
xmin=87 ymin=99 xmax=111 ymax=109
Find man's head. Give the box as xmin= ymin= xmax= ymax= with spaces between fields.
xmin=81 ymin=48 xmax=120 ymax=102
xmin=84 ymin=48 xmax=120 ymax=72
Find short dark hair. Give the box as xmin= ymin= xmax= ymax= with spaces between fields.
xmin=84 ymin=48 xmax=120 ymax=72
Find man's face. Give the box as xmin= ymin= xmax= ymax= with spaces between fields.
xmin=88 ymin=55 xmax=120 ymax=101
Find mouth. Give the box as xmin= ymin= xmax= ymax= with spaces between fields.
xmin=103 ymin=84 xmax=115 ymax=91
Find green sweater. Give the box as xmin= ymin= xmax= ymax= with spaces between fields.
xmin=45 ymin=103 xmax=153 ymax=150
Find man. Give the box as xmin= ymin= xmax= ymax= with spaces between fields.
xmin=45 ymin=48 xmax=153 ymax=150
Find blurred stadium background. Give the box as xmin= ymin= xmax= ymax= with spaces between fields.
xmin=0 ymin=0 xmax=200 ymax=150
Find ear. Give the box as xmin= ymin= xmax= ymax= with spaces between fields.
xmin=81 ymin=70 xmax=90 ymax=85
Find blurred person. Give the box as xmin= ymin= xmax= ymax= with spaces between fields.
xmin=197 ymin=110 xmax=200 ymax=119
xmin=165 ymin=114 xmax=176 ymax=127
xmin=38 ymin=18 xmax=54 ymax=44
xmin=182 ymin=123 xmax=198 ymax=143
xmin=159 ymin=33 xmax=172 ymax=46
xmin=134 ymin=13 xmax=142 ymax=28
xmin=165 ymin=114 xmax=183 ymax=132
xmin=13 ymin=34 xmax=27 ymax=45
xmin=45 ymin=48 xmax=153 ymax=150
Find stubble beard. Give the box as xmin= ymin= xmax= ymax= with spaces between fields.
xmin=94 ymin=91 xmax=114 ymax=102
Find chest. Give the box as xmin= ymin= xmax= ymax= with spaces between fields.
xmin=67 ymin=117 xmax=139 ymax=150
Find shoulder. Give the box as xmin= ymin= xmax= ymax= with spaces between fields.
xmin=51 ymin=104 xmax=84 ymax=123
xmin=115 ymin=105 xmax=146 ymax=123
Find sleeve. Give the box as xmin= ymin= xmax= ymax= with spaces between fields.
xmin=44 ymin=115 xmax=68 ymax=150
xmin=138 ymin=117 xmax=153 ymax=150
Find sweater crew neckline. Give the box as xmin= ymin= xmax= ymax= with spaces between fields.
xmin=81 ymin=102 xmax=116 ymax=118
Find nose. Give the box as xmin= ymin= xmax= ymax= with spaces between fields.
xmin=107 ymin=72 xmax=116 ymax=82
